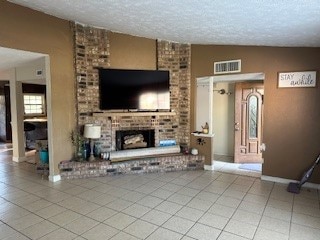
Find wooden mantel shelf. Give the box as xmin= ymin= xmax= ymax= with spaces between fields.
xmin=93 ymin=111 xmax=176 ymax=117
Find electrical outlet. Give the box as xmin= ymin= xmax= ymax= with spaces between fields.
xmin=36 ymin=69 xmax=43 ymax=76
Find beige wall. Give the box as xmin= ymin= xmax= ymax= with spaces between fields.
xmin=0 ymin=1 xmax=75 ymax=175
xmin=191 ymin=45 xmax=320 ymax=183
xmin=109 ymin=32 xmax=157 ymax=69
xmin=212 ymin=82 xmax=235 ymax=156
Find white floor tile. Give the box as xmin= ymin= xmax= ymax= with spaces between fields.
xmin=146 ymin=227 xmax=183 ymax=240
xmin=198 ymin=212 xmax=229 ymax=230
xmin=104 ymin=212 xmax=137 ymax=230
xmin=21 ymin=220 xmax=59 ymax=239
xmin=175 ymin=206 xmax=205 ymax=222
xmin=86 ymin=206 xmax=117 ymax=222
xmin=0 ymin=152 xmax=319 ymax=240
xmin=38 ymin=228 xmax=77 ymax=240
xmin=289 ymin=223 xmax=320 ymax=240
xmin=259 ymin=215 xmax=290 ymax=235
xmin=218 ymin=231 xmax=250 ymax=240
xmin=48 ymin=210 xmax=82 ymax=226
xmin=187 ymin=222 xmax=221 ymax=240
xmin=64 ymin=215 xmax=99 ymax=235
xmin=141 ymin=209 xmax=172 ymax=226
xmin=123 ymin=219 xmax=158 ymax=239
xmin=155 ymin=200 xmax=183 ymax=214
xmin=254 ymin=228 xmax=289 ymax=240
xmin=208 ymin=203 xmax=236 ymax=218
xmin=81 ymin=223 xmax=119 ymax=240
xmin=121 ymin=203 xmax=151 ymax=218
xmin=110 ymin=231 xmax=140 ymax=240
xmin=232 ymin=209 xmax=262 ymax=226
xmin=162 ymin=215 xmax=195 ymax=234
xmin=224 ymin=219 xmax=257 ymax=239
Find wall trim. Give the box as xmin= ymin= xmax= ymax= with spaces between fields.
xmin=261 ymin=175 xmax=320 ymax=190
xmin=12 ymin=156 xmax=27 ymax=162
xmin=49 ymin=174 xmax=61 ymax=182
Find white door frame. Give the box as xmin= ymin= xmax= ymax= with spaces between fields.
xmin=196 ymin=72 xmax=265 ymax=162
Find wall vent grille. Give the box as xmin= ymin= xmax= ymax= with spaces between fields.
xmin=214 ymin=59 xmax=241 ymax=74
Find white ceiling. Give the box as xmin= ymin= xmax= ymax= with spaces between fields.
xmin=7 ymin=0 xmax=320 ymax=47
xmin=0 ymin=47 xmax=45 ymax=81
xmin=1 ymin=0 xmax=320 ymax=76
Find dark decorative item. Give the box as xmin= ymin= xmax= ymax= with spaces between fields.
xmin=180 ymin=144 xmax=189 ymax=154
xmin=197 ymin=138 xmax=206 ymax=145
xmin=83 ymin=141 xmax=91 ymax=160
xmin=94 ymin=142 xmax=102 ymax=157
xmin=70 ymin=129 xmax=85 ymax=161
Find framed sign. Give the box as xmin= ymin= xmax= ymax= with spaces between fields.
xmin=278 ymin=71 xmax=316 ymax=88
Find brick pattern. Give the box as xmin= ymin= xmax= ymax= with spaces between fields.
xmin=59 ymin=154 xmax=204 ymax=179
xmin=157 ymin=41 xmax=191 ymax=146
xmin=73 ymin=23 xmax=110 ymax=126
xmin=73 ymin=24 xmax=191 ymax=153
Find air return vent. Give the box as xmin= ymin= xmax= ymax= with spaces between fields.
xmin=214 ymin=59 xmax=241 ymax=74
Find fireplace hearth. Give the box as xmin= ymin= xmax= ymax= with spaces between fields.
xmin=116 ymin=129 xmax=155 ymax=151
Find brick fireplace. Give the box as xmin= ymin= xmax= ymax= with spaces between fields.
xmin=60 ymin=23 xmax=199 ymax=181
xmin=73 ymin=23 xmax=191 ymax=153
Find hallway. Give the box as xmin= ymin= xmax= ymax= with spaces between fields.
xmin=0 ymin=150 xmax=319 ymax=239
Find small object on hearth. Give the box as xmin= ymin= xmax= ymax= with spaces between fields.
xmin=201 ymin=122 xmax=209 ymax=134
xmin=101 ymin=152 xmax=110 ymax=160
xmin=191 ymin=148 xmax=198 ymax=155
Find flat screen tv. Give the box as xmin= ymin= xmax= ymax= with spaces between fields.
xmin=99 ymin=68 xmax=170 ymax=111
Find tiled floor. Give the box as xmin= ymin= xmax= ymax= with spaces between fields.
xmin=0 ymin=148 xmax=319 ymax=240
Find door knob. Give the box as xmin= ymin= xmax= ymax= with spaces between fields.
xmin=234 ymin=122 xmax=240 ymax=131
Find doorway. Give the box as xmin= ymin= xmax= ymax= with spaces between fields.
xmin=234 ymin=82 xmax=264 ymax=163
xmin=0 ymin=47 xmax=50 ymax=166
xmin=210 ymin=76 xmax=264 ymax=174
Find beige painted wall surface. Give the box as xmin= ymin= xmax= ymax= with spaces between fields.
xmin=0 ymin=1 xmax=75 ymax=175
xmin=109 ymin=32 xmax=157 ymax=69
xmin=191 ymin=45 xmax=320 ymax=183
xmin=212 ymin=82 xmax=235 ymax=156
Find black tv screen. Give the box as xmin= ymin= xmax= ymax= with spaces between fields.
xmin=99 ymin=68 xmax=170 ymax=111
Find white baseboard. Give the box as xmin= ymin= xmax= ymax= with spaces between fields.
xmin=261 ymin=175 xmax=320 ymax=190
xmin=204 ymin=165 xmax=214 ymax=171
xmin=12 ymin=156 xmax=27 ymax=162
xmin=49 ymin=174 xmax=61 ymax=182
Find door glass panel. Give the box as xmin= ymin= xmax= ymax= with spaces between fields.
xmin=249 ymin=95 xmax=258 ymax=138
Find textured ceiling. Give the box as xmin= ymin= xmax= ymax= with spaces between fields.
xmin=3 ymin=0 xmax=319 ymax=75
xmin=8 ymin=0 xmax=320 ymax=47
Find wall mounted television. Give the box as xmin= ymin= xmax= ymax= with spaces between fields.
xmin=98 ymin=68 xmax=170 ymax=111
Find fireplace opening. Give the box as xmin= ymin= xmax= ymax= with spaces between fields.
xmin=116 ymin=129 xmax=155 ymax=151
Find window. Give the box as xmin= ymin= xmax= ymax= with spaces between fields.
xmin=248 ymin=95 xmax=258 ymax=138
xmin=24 ymin=94 xmax=46 ymax=115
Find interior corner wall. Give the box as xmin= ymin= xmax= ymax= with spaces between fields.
xmin=0 ymin=1 xmax=75 ymax=175
xmin=191 ymin=44 xmax=320 ymax=183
